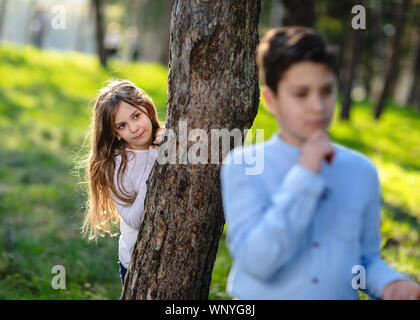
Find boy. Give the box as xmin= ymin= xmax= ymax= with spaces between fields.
xmin=220 ymin=26 xmax=420 ymax=300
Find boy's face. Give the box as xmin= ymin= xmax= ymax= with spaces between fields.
xmin=263 ymin=61 xmax=336 ymax=146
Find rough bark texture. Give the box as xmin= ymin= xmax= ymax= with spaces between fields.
xmin=120 ymin=0 xmax=261 ymax=300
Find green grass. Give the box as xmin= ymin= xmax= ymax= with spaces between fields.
xmin=0 ymin=44 xmax=167 ymax=300
xmin=1 ymin=43 xmax=419 ymax=300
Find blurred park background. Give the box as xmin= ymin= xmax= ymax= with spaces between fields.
xmin=0 ymin=0 xmax=419 ymax=299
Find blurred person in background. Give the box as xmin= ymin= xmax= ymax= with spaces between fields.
xmin=29 ymin=5 xmax=48 ymax=48
xmin=105 ymin=22 xmax=121 ymax=60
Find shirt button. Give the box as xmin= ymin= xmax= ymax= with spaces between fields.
xmin=312 ymin=277 xmax=319 ymax=284
xmin=313 ymin=241 xmax=320 ymax=248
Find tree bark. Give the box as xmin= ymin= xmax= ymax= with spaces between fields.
xmin=120 ymin=0 xmax=261 ymax=300
xmin=374 ymin=0 xmax=411 ymax=119
xmin=340 ymin=27 xmax=362 ymax=120
xmin=92 ymin=0 xmax=106 ymax=67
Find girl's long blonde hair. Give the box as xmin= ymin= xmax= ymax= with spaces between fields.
xmin=80 ymin=80 xmax=162 ymax=241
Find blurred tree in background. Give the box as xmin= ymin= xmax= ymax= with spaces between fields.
xmin=0 ymin=0 xmax=8 ymax=38
xmin=374 ymin=0 xmax=412 ymax=119
xmin=2 ymin=0 xmax=420 ymax=118
xmin=282 ymin=0 xmax=316 ymax=27
xmin=407 ymin=18 xmax=420 ymax=108
xmin=92 ymin=0 xmax=106 ymax=66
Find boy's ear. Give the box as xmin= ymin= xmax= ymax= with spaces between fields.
xmin=262 ymin=86 xmax=277 ymax=115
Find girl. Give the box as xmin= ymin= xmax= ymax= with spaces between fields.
xmin=81 ymin=79 xmax=164 ymax=286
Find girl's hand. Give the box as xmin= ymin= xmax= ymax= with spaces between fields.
xmin=152 ymin=128 xmax=165 ymax=149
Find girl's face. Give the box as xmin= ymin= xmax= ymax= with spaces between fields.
xmin=263 ymin=61 xmax=336 ymax=146
xmin=114 ymin=101 xmax=154 ymax=150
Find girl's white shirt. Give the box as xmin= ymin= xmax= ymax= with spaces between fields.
xmin=112 ymin=145 xmax=157 ymax=269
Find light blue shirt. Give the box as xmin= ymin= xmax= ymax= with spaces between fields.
xmin=220 ymin=133 xmax=410 ymax=300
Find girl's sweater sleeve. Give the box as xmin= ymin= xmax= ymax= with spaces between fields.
xmin=112 ymin=185 xmax=146 ymax=230
xmin=111 ymin=159 xmax=146 ymax=230
xmin=221 ymin=161 xmax=326 ymax=281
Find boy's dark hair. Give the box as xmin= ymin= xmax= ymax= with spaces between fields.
xmin=256 ymin=26 xmax=338 ymax=93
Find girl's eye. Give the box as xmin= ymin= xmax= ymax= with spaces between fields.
xmin=117 ymin=124 xmax=125 ymax=130
xmin=134 ymin=113 xmax=141 ymax=119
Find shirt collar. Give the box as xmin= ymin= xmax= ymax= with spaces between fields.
xmin=270 ymin=133 xmax=301 ymax=161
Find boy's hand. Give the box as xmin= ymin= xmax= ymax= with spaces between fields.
xmin=382 ymin=280 xmax=420 ymax=300
xmin=299 ymin=130 xmax=335 ymax=173
xmin=152 ymin=128 xmax=165 ymax=150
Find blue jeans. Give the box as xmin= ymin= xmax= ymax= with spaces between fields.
xmin=118 ymin=261 xmax=127 ymax=286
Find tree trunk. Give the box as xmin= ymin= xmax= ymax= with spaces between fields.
xmin=120 ymin=0 xmax=261 ymax=300
xmin=374 ymin=0 xmax=411 ymax=119
xmin=324 ymin=0 xmax=356 ymax=93
xmin=370 ymin=0 xmax=385 ymax=101
xmin=340 ymin=27 xmax=362 ymax=120
xmin=158 ymin=0 xmax=174 ymax=66
xmin=92 ymin=0 xmax=106 ymax=67
xmin=0 ymin=0 xmax=8 ymax=39
xmin=407 ymin=20 xmax=420 ymax=109
xmin=360 ymin=1 xmax=375 ymax=100
xmin=281 ymin=0 xmax=316 ymax=28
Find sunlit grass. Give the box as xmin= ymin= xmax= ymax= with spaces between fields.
xmin=0 ymin=44 xmax=168 ymax=300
